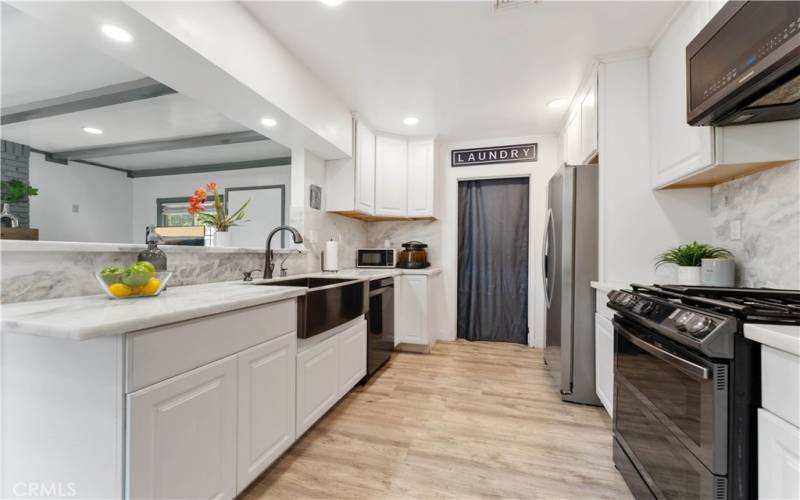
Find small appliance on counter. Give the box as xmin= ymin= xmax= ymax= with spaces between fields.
xmin=356 ymin=248 xmax=397 ymax=268
xmin=397 ymin=241 xmax=430 ymax=269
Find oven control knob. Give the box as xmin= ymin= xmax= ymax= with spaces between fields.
xmin=674 ymin=311 xmax=694 ymax=331
xmin=639 ymin=301 xmax=655 ymax=315
xmin=687 ymin=316 xmax=714 ymax=336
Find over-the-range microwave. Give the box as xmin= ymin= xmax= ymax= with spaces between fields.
xmin=356 ymin=248 xmax=397 ymax=268
xmin=687 ymin=0 xmax=800 ymax=126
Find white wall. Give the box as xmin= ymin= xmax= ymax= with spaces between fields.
xmin=130 ymin=165 xmax=291 ymax=244
xmin=28 ymin=152 xmax=133 ymax=243
xmin=438 ymin=134 xmax=559 ymax=348
xmin=598 ymin=56 xmax=711 ymax=285
xmin=299 ymin=149 xmax=368 ymax=273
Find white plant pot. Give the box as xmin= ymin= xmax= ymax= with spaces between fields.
xmin=677 ymin=266 xmax=702 ymax=286
xmin=212 ymin=230 xmax=231 ymax=247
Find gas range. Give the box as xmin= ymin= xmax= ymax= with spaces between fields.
xmin=610 ymin=283 xmax=800 ymax=499
xmin=608 ymin=284 xmax=800 ymax=359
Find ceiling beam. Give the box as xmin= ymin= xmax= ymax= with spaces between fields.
xmin=1 ymin=78 xmax=176 ymax=125
xmin=127 ymin=157 xmax=291 ymax=178
xmin=49 ymin=131 xmax=270 ymax=160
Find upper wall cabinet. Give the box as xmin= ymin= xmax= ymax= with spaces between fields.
xmin=375 ymin=134 xmax=409 ymax=217
xmin=649 ymin=1 xmax=716 ymax=188
xmin=563 ymin=69 xmax=599 ymax=165
xmin=326 ymin=118 xmax=377 ymax=216
xmin=649 ymin=1 xmax=800 ymax=189
xmin=326 ymin=120 xmax=436 ymax=220
xmin=405 ymin=138 xmax=435 ymax=218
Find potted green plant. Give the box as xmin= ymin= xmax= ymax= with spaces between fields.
xmin=0 ymin=179 xmax=38 ymax=228
xmin=187 ymin=182 xmax=249 ymax=247
xmin=655 ymin=241 xmax=732 ymax=285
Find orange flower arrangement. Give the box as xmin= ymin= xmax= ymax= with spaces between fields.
xmin=187 ymin=182 xmax=249 ymax=230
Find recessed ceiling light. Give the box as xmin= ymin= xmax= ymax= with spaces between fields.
xmin=546 ymin=98 xmax=568 ymax=109
xmin=403 ymin=116 xmax=420 ymax=126
xmin=261 ymin=117 xmax=278 ymax=127
xmin=320 ymin=0 xmax=344 ymax=5
xmin=82 ymin=126 xmax=104 ymax=135
xmin=101 ymin=24 xmax=133 ymax=43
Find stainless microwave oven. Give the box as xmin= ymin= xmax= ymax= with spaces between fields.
xmin=686 ymin=1 xmax=800 ymax=126
xmin=356 ymin=248 xmax=397 ymax=268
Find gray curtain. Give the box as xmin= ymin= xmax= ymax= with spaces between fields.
xmin=457 ymin=177 xmax=529 ymax=344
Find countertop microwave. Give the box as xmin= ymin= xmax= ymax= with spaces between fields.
xmin=687 ymin=1 xmax=800 ymax=126
xmin=356 ymin=248 xmax=397 ymax=268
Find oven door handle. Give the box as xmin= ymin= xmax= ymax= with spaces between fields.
xmin=617 ymin=325 xmax=710 ymax=380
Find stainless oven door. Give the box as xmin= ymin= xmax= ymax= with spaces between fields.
xmin=613 ymin=316 xmax=729 ymax=500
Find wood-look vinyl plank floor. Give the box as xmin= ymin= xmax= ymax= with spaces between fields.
xmin=240 ymin=340 xmax=633 ymax=500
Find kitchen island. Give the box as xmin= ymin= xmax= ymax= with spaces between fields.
xmin=0 ymin=279 xmax=367 ymax=499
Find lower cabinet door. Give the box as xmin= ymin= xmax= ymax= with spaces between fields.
xmin=338 ymin=320 xmax=367 ymax=396
xmin=127 ymin=355 xmax=237 ymax=500
xmin=236 ymin=333 xmax=296 ymax=492
xmin=594 ymin=313 xmax=614 ymax=416
xmin=396 ymin=275 xmax=428 ymax=345
xmin=296 ymin=335 xmax=339 ymax=436
xmin=759 ymin=408 xmax=800 ymax=500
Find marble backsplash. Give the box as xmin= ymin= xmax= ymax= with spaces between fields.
xmin=711 ymin=161 xmax=800 ymax=288
xmin=367 ymin=220 xmax=442 ymax=266
xmin=0 ymin=243 xmax=267 ymax=303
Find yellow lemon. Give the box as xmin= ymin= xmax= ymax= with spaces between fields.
xmin=108 ymin=283 xmax=132 ymax=298
xmin=141 ymin=277 xmax=162 ymax=296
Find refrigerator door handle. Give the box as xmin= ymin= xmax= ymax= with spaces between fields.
xmin=543 ymin=208 xmax=555 ymax=307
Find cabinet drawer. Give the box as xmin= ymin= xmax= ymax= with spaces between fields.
xmin=127 ymin=299 xmax=296 ymax=392
xmin=762 ymin=346 xmax=800 ymax=428
xmin=595 ymin=290 xmax=615 ymax=321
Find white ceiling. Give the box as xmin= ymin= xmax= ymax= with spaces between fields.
xmin=0 ymin=3 xmax=143 ymax=107
xmin=0 ymin=4 xmax=290 ymax=171
xmin=93 ymin=140 xmax=291 ymax=171
xmin=1 ymin=93 xmax=254 ymax=152
xmin=244 ymin=1 xmax=680 ymax=139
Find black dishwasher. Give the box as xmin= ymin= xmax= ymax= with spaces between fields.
xmin=365 ymin=277 xmax=394 ymax=381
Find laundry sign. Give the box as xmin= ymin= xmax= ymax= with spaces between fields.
xmin=451 ymin=143 xmax=538 ymax=167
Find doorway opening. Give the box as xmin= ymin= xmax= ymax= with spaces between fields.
xmin=457 ymin=177 xmax=530 ymax=344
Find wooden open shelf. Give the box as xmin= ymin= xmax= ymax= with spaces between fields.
xmin=331 ymin=211 xmax=437 ymax=222
xmin=1 ymin=227 xmax=39 ymax=240
xmin=660 ymin=160 xmax=794 ymax=189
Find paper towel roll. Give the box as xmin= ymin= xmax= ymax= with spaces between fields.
xmin=323 ymin=239 xmax=338 ymax=271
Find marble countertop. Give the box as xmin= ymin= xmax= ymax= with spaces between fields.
xmin=744 ymin=323 xmax=800 ymax=357
xmin=0 ymin=267 xmax=443 ymax=341
xmin=0 ymin=282 xmax=306 ymax=341
xmin=258 ymin=267 xmax=443 ymax=282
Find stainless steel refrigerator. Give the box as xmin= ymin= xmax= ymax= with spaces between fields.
xmin=542 ymin=163 xmax=600 ymax=405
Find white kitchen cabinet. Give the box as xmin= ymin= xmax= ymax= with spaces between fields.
xmin=326 ymin=118 xmax=376 ymax=215
xmin=566 ymin=110 xmax=581 ymax=165
xmin=127 ymin=355 xmax=238 ymax=500
xmin=758 ymin=408 xmax=800 ymax=500
xmin=594 ymin=313 xmax=614 ymax=417
xmin=580 ymin=73 xmax=598 ymax=162
xmin=375 ymin=134 xmax=409 ymax=217
xmin=296 ymin=319 xmax=367 ymax=436
xmin=236 ymin=333 xmax=296 ymax=492
xmin=407 ymin=138 xmax=436 ymax=217
xmin=296 ymin=334 xmax=340 ymax=436
xmin=338 ymin=319 xmax=367 ymax=396
xmin=396 ymin=274 xmax=439 ymax=350
xmin=649 ymin=1 xmax=716 ymax=188
xmin=355 ymin=120 xmax=376 ymax=214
